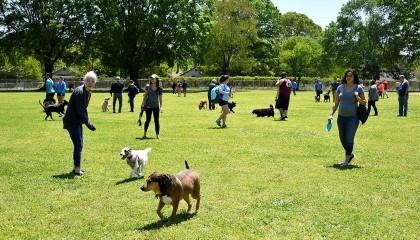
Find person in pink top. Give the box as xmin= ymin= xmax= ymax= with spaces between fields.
xmin=275 ymin=72 xmax=292 ymax=120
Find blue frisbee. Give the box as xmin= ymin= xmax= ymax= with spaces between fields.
xmin=326 ymin=122 xmax=333 ymax=132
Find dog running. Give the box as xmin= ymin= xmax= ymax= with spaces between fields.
xmin=324 ymin=90 xmax=331 ymax=102
xmin=39 ymin=99 xmax=68 ymax=120
xmin=252 ymin=104 xmax=274 ymax=117
xmin=102 ymin=97 xmax=111 ymax=112
xmin=198 ymin=98 xmax=207 ymax=110
xmin=140 ymin=160 xmax=201 ymax=225
xmin=120 ymin=147 xmax=152 ymax=178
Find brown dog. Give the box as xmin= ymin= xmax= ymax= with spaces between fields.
xmin=140 ymin=161 xmax=200 ymax=225
xmin=198 ymin=98 xmax=207 ymax=110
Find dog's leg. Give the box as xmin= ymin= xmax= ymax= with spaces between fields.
xmin=168 ymin=200 xmax=180 ymax=224
xmin=184 ymin=196 xmax=192 ymax=212
xmin=156 ymin=201 xmax=165 ymax=220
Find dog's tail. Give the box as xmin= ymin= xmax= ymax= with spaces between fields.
xmin=144 ymin=147 xmax=152 ymax=153
xmin=39 ymin=100 xmax=46 ymax=111
xmin=185 ymin=160 xmax=190 ymax=169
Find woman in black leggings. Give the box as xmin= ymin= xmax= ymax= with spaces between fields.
xmin=141 ymin=74 xmax=163 ymax=139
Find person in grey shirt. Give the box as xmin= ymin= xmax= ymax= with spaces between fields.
xmin=141 ymin=74 xmax=163 ymax=139
xmin=368 ymin=80 xmax=379 ymax=116
xmin=328 ymin=69 xmax=366 ymax=167
xmin=63 ymin=71 xmax=97 ymax=176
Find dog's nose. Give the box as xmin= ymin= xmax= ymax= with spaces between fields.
xmin=140 ymin=186 xmax=145 ymax=191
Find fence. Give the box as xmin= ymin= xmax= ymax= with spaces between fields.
xmin=0 ymin=78 xmax=418 ymax=92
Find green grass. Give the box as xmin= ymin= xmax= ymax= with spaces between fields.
xmin=0 ymin=90 xmax=419 ymax=239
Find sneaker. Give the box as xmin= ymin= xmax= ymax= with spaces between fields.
xmin=73 ymin=169 xmax=85 ymax=176
xmin=221 ymin=124 xmax=228 ymax=128
xmin=280 ymin=116 xmax=287 ymax=121
xmin=348 ymin=154 xmax=355 ymax=163
xmin=215 ymin=119 xmax=221 ymax=127
xmin=340 ymin=161 xmax=349 ymax=167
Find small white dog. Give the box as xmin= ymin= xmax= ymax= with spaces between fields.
xmin=102 ymin=97 xmax=110 ymax=112
xmin=120 ymin=147 xmax=151 ymax=178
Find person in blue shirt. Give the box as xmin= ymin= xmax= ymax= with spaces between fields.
xmin=292 ymin=80 xmax=297 ymax=95
xmin=315 ymin=80 xmax=323 ymax=99
xmin=45 ymin=73 xmax=55 ymax=102
xmin=182 ymin=80 xmax=188 ymax=97
xmin=215 ymin=75 xmax=235 ymax=128
xmin=55 ymin=76 xmax=66 ymax=103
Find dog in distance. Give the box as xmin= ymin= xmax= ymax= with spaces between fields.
xmin=252 ymin=104 xmax=274 ymax=117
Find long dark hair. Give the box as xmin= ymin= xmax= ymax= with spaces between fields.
xmin=219 ymin=75 xmax=229 ymax=83
xmin=341 ymin=69 xmax=360 ymax=84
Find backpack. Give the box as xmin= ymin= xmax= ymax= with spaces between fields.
xmin=357 ymin=104 xmax=369 ymax=125
xmin=210 ymin=86 xmax=223 ymax=103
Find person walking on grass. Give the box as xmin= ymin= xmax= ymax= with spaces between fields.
xmin=397 ymin=75 xmax=409 ymax=117
xmin=368 ymin=80 xmax=379 ymax=116
xmin=127 ymin=80 xmax=140 ymax=112
xmin=63 ymin=71 xmax=97 ymax=176
xmin=56 ymin=76 xmax=66 ymax=104
xmin=141 ymin=74 xmax=163 ymax=139
xmin=110 ymin=76 xmax=123 ymax=113
xmin=275 ymin=72 xmax=292 ymax=120
xmin=328 ymin=69 xmax=366 ymax=168
xmin=215 ymin=75 xmax=235 ymax=128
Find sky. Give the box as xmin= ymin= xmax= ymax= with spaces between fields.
xmin=271 ymin=0 xmax=350 ymax=29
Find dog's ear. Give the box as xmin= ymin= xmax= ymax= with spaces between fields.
xmin=158 ymin=174 xmax=172 ymax=195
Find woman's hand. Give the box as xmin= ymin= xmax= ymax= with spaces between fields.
xmin=328 ymin=115 xmax=333 ymax=123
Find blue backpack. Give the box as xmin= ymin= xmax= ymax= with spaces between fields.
xmin=210 ymin=86 xmax=223 ymax=103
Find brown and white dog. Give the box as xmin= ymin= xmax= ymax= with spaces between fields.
xmin=140 ymin=161 xmax=201 ymax=225
xmin=102 ymin=97 xmax=111 ymax=112
xmin=198 ymin=98 xmax=207 ymax=110
xmin=120 ymin=147 xmax=151 ymax=178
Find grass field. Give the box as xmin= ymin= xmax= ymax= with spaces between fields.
xmin=0 ymin=90 xmax=419 ymax=239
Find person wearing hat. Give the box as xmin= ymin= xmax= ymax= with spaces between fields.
xmin=110 ymin=76 xmax=124 ymax=113
xmin=275 ymin=72 xmax=292 ymax=120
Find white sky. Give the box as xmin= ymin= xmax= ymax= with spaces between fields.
xmin=271 ymin=0 xmax=350 ymax=29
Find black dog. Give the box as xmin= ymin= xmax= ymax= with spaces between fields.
xmin=324 ymin=90 xmax=331 ymax=102
xmin=39 ymin=100 xmax=68 ymax=120
xmin=252 ymin=104 xmax=274 ymax=117
xmin=228 ymin=101 xmax=236 ymax=113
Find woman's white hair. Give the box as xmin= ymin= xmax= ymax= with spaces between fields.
xmin=84 ymin=71 xmax=97 ymax=82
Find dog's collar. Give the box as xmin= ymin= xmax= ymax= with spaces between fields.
xmin=128 ymin=154 xmax=139 ymax=162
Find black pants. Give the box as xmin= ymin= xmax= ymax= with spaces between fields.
xmin=368 ymin=101 xmax=378 ymax=115
xmin=144 ymin=107 xmax=160 ymax=134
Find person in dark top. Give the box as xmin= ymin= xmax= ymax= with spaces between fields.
xmin=397 ymin=75 xmax=409 ymax=116
xmin=63 ymin=71 xmax=97 ymax=176
xmin=110 ymin=76 xmax=124 ymax=113
xmin=330 ymin=78 xmax=340 ymax=100
xmin=127 ymin=80 xmax=139 ymax=112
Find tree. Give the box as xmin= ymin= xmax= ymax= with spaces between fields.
xmin=249 ymin=0 xmax=282 ymax=76
xmin=279 ymin=12 xmax=323 ymax=39
xmin=280 ymin=36 xmax=322 ymax=85
xmin=204 ymin=0 xmax=259 ymax=75
xmin=94 ymin=0 xmax=212 ymax=83
xmin=0 ymin=0 xmax=90 ymax=77
xmin=322 ymin=0 xmax=419 ymax=79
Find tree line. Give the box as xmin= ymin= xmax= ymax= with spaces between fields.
xmin=0 ymin=0 xmax=418 ymax=86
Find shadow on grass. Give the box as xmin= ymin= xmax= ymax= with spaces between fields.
xmin=137 ymin=212 xmax=197 ymax=230
xmin=51 ymin=172 xmax=76 ymax=179
xmin=328 ymin=164 xmax=362 ymax=170
xmin=135 ymin=137 xmax=157 ymax=140
xmin=115 ymin=177 xmax=143 ymax=185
